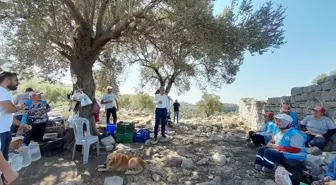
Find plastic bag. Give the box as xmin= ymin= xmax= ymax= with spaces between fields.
xmin=275 ymin=166 xmax=293 ymax=185
xmin=71 ymin=90 xmax=84 ymax=101
xmin=81 ymin=94 xmax=92 ymax=107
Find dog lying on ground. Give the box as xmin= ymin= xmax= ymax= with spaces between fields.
xmin=96 ymin=153 xmax=145 ymax=175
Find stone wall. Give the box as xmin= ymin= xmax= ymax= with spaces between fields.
xmin=264 ymin=75 xmax=336 ymax=120
xmin=238 ymin=98 xmax=266 ymax=130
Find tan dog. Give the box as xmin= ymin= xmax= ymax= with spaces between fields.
xmin=97 ymin=153 xmax=145 ymax=175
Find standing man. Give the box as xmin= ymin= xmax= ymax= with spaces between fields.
xmin=0 ymin=72 xmax=31 ymax=184
xmin=173 ymin=99 xmax=180 ymax=124
xmin=152 ymin=87 xmax=170 ymax=144
xmin=101 ymin=86 xmax=118 ymax=124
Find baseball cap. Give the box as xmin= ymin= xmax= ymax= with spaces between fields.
xmin=312 ymin=106 xmax=326 ymax=115
xmin=263 ymin=112 xmax=274 ymax=118
xmin=107 ymin=86 xmax=113 ymax=90
xmin=274 ymin=113 xmax=293 ymax=123
xmin=29 ymin=91 xmax=43 ymax=97
xmin=280 ymin=104 xmax=291 ymax=113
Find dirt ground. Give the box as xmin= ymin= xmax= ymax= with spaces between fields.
xmin=16 ymin=122 xmax=269 ymax=185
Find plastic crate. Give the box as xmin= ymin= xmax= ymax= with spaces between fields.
xmin=133 ymin=129 xmax=150 ymax=143
xmin=106 ymin=124 xmax=116 ymax=136
xmin=115 ymin=132 xmax=134 ymax=143
xmin=116 ymin=122 xmax=135 ymax=134
xmin=39 ymin=138 xmax=64 ymax=157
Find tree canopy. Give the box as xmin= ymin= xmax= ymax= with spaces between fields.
xmin=122 ymin=0 xmax=286 ymax=94
xmin=196 ymin=94 xmax=223 ymax=117
xmin=312 ymin=69 xmax=336 ymax=84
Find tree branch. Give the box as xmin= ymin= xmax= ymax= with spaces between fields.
xmin=96 ymin=0 xmax=110 ymax=37
xmin=61 ymin=0 xmax=88 ymax=26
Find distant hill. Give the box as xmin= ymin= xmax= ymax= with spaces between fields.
xmin=222 ymin=103 xmax=239 ymax=113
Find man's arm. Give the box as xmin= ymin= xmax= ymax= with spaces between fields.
xmin=13 ymin=95 xmax=19 ymax=105
xmin=154 ymin=95 xmax=160 ymax=104
xmin=115 ymin=98 xmax=119 ymax=109
xmin=300 ymin=116 xmax=309 ymax=131
xmin=0 ymin=101 xmax=22 ymax=113
xmin=12 ymin=117 xmax=22 ymax=127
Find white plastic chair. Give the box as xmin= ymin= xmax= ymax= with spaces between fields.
xmin=71 ymin=117 xmax=99 ymax=164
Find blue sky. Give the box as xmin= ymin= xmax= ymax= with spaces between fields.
xmin=119 ymin=0 xmax=335 ymax=104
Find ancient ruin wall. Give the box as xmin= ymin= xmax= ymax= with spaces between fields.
xmin=264 ymin=75 xmax=336 ymax=120
xmin=239 ymin=98 xmax=266 ymax=130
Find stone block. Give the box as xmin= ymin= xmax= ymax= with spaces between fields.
xmin=321 ymin=91 xmax=331 ymax=102
xmin=325 ymin=75 xmax=336 ymax=82
xmin=329 ymin=90 xmax=336 ymax=101
xmin=291 ymin=103 xmax=298 ymax=108
xmin=326 ymin=109 xmax=336 ymax=120
xmin=303 ymin=86 xmax=314 ymax=93
xmin=309 ymin=91 xmax=320 ymax=99
xmin=322 ymin=81 xmax=336 ymax=91
xmin=291 ymin=87 xmax=303 ymax=96
xmin=290 ymin=96 xmax=296 ymax=103
xmin=294 ymin=95 xmax=302 ymax=102
xmin=312 ymin=85 xmax=322 ymax=91
xmin=295 ymin=108 xmax=303 ymax=114
xmin=301 ymin=93 xmax=309 ymax=101
xmin=324 ymin=102 xmax=336 ymax=109
xmin=299 ymin=104 xmax=306 ymax=108
xmin=104 ymin=176 xmax=123 ymax=185
xmin=305 ymin=100 xmax=316 ymax=109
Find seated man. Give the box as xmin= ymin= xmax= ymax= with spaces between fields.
xmin=312 ymin=156 xmax=336 ymax=185
xmin=254 ymin=113 xmax=307 ymax=173
xmin=300 ymin=106 xmax=336 ymax=150
xmin=247 ymin=112 xmax=278 ymax=146
xmin=23 ymin=91 xmax=51 ymax=145
xmin=281 ymin=104 xmax=299 ymax=129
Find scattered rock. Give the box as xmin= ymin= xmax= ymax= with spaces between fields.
xmin=104 ymin=176 xmax=123 ymax=185
xmin=197 ymin=158 xmax=209 ymax=165
xmin=185 ymin=181 xmax=193 ymax=185
xmin=152 ymin=174 xmax=161 ymax=182
xmin=181 ymin=158 xmax=196 ymax=169
xmin=212 ymin=153 xmax=227 ymax=165
xmin=263 ymin=179 xmax=277 ymax=185
xmin=56 ymin=181 xmax=83 ymax=185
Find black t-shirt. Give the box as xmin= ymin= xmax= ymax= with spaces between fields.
xmin=173 ymin=102 xmax=180 ymax=111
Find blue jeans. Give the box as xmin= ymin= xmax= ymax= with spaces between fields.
xmin=154 ymin=108 xmax=167 ymax=139
xmin=0 ymin=131 xmax=12 ymax=161
xmin=306 ymin=135 xmax=326 ymax=150
xmin=174 ymin=111 xmax=179 ymax=123
xmin=255 ymin=146 xmax=284 ymax=170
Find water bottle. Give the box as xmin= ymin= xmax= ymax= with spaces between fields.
xmin=8 ymin=152 xmax=23 ymax=171
xmin=21 ymin=113 xmax=28 ymax=124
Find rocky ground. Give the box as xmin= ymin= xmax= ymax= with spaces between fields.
xmin=16 ymin=114 xmax=278 ymax=185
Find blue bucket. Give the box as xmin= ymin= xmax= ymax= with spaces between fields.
xmin=106 ymin=124 xmax=116 ymax=136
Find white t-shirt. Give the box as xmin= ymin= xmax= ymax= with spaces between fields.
xmin=102 ymin=93 xmax=116 ymax=109
xmin=0 ymin=87 xmax=14 ymax=133
xmin=154 ymin=94 xmax=170 ymax=112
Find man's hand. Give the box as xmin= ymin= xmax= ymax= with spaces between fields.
xmin=3 ymin=168 xmax=19 ymax=185
xmin=16 ymin=105 xmax=24 ymax=111
xmin=21 ymin=124 xmax=32 ymax=131
xmin=324 ymin=176 xmax=332 ymax=182
xmin=315 ymin=134 xmax=324 ymax=138
xmin=305 ymin=131 xmax=311 ymax=135
xmin=158 ymin=101 xmax=162 ymax=104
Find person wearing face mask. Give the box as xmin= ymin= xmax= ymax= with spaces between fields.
xmin=300 ymin=106 xmax=336 ymax=150
xmin=254 ymin=113 xmax=307 ymax=174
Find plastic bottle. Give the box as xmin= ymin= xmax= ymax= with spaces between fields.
xmin=19 ymin=144 xmax=31 ymax=167
xmin=29 ymin=142 xmax=41 ymax=161
xmin=8 ymin=152 xmax=23 ymax=171
xmin=21 ymin=113 xmax=27 ymax=124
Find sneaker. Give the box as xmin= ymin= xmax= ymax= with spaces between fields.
xmin=262 ymin=166 xmax=274 ymax=173
xmin=151 ymin=138 xmax=159 ymax=145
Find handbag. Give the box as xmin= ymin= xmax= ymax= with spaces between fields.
xmin=91 ymin=100 xmax=101 ymax=114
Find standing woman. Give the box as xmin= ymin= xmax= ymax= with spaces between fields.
xmin=152 ymin=87 xmax=170 ymax=144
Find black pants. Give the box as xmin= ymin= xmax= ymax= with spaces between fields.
xmin=0 ymin=131 xmax=12 ymax=160
xmin=248 ymin=131 xmax=266 ymax=145
xmin=154 ymin=108 xmax=167 ymax=139
xmin=106 ymin=107 xmax=117 ymax=124
xmin=24 ymin=122 xmax=47 ymax=146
